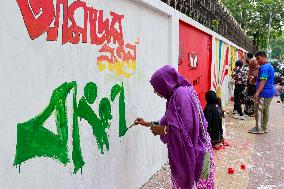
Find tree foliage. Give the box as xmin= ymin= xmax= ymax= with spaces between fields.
xmin=271 ymin=37 xmax=284 ymax=60
xmin=221 ymin=0 xmax=284 ymax=51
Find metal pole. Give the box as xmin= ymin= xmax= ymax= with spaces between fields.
xmin=267 ymin=13 xmax=272 ymax=59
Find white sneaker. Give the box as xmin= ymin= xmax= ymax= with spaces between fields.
xmin=232 ymin=114 xmax=240 ymax=119
xmin=239 ymin=116 xmax=245 ymax=120
xmin=233 ymin=114 xmax=245 ymax=120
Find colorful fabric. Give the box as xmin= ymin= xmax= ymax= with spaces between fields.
xmin=232 ymin=65 xmax=248 ymax=85
xmin=197 ymin=134 xmax=215 ymax=189
xmin=256 ymin=63 xmax=275 ymax=98
xmin=248 ymin=59 xmax=259 ymax=85
xmin=150 ymin=65 xmax=209 ymax=189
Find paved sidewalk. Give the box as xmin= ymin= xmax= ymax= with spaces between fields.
xmin=141 ymin=99 xmax=284 ymax=189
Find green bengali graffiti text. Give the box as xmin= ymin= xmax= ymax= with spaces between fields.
xmin=14 ymin=82 xmax=127 ymax=173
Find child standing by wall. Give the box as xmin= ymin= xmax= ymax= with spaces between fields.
xmin=204 ymin=90 xmax=224 ymax=148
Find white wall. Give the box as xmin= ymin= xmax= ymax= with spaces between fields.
xmin=0 ymin=0 xmax=173 ymax=188
xmin=0 ymin=0 xmax=249 ymax=188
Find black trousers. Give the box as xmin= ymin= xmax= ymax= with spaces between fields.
xmin=247 ymin=84 xmax=257 ymax=96
xmin=234 ymin=84 xmax=245 ymax=116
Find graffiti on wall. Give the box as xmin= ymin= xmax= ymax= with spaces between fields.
xmin=212 ymin=39 xmax=229 ymax=98
xmin=238 ymin=49 xmax=244 ymax=61
xmin=13 ymin=82 xmax=127 ymax=173
xmin=16 ymin=0 xmax=140 ymax=78
xmin=179 ymin=21 xmax=212 ymax=107
xmin=229 ymin=46 xmax=237 ymax=76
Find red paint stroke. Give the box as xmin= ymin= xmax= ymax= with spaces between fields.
xmin=213 ymin=81 xmax=216 ymax=90
xmin=16 ymin=0 xmax=55 ymax=40
xmin=98 ymin=44 xmax=115 ymax=64
xmin=213 ymin=65 xmax=217 ymax=89
xmin=220 ymin=47 xmax=229 ymax=84
xmin=16 ymin=0 xmax=137 ymax=76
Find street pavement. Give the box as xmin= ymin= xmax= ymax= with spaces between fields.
xmin=141 ymin=98 xmax=284 ymax=189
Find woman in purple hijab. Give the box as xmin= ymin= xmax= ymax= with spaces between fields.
xmin=135 ymin=65 xmax=214 ymax=189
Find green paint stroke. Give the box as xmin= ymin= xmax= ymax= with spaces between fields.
xmin=13 ymin=82 xmax=76 ymax=167
xmin=72 ymin=84 xmax=85 ymax=173
xmin=99 ymin=98 xmax=112 ymax=129
xmin=111 ymin=83 xmax=127 ymax=137
xmin=77 ymin=82 xmax=110 ymax=154
xmin=14 ymin=82 xmax=128 ymax=173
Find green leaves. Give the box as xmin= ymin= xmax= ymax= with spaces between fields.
xmin=222 ymin=0 xmax=284 ymax=50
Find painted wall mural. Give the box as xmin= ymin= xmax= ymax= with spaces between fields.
xmin=13 ymin=82 xmax=127 ymax=174
xmin=238 ymin=49 xmax=245 ymax=61
xmin=212 ymin=39 xmax=229 ymax=98
xmin=179 ymin=21 xmax=212 ymax=108
xmin=16 ymin=0 xmax=140 ymax=78
xmin=229 ymin=46 xmax=237 ymax=77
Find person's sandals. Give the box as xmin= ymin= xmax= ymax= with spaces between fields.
xmin=248 ymin=127 xmax=264 ymax=134
xmin=233 ymin=114 xmax=245 ymax=120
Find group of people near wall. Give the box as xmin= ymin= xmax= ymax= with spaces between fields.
xmin=133 ymin=51 xmax=278 ymax=189
xmin=231 ymin=51 xmax=278 ymax=134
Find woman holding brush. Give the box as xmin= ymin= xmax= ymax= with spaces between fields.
xmin=134 ymin=65 xmax=214 ymax=189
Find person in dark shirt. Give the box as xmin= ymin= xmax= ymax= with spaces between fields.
xmin=232 ymin=60 xmax=248 ymax=120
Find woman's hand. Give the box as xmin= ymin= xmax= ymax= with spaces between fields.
xmin=134 ymin=118 xmax=150 ymax=127
xmin=150 ymin=125 xmax=167 ymax=136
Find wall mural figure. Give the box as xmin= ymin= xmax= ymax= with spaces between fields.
xmin=229 ymin=46 xmax=237 ymax=76
xmin=16 ymin=0 xmax=139 ymax=78
xmin=212 ymin=39 xmax=229 ymax=98
xmin=13 ymin=82 xmax=127 ymax=174
xmin=188 ymin=52 xmax=198 ymax=70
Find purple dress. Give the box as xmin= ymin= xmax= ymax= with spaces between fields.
xmin=150 ymin=65 xmax=214 ymax=189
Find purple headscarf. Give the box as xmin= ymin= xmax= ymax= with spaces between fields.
xmin=150 ymin=65 xmax=192 ymax=99
xmin=150 ymin=65 xmax=207 ymax=189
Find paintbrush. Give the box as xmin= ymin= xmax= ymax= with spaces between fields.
xmin=128 ymin=123 xmax=137 ymax=130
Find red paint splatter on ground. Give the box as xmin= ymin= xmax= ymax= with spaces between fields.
xmin=223 ymin=141 xmax=230 ymax=146
xmin=241 ymin=164 xmax=246 ymax=170
xmin=227 ymin=168 xmax=235 ymax=174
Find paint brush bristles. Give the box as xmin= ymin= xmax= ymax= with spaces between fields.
xmin=128 ymin=123 xmax=136 ymax=130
